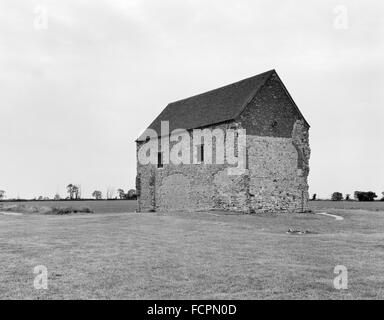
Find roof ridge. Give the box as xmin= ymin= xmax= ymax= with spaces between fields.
xmin=167 ymin=69 xmax=275 ymax=107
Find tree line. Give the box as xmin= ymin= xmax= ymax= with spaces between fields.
xmin=0 ymin=185 xmax=137 ymax=201
xmin=311 ymin=191 xmax=384 ymax=202
xmin=91 ymin=188 xmax=137 ymax=200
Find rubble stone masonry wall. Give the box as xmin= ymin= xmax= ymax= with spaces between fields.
xmin=136 ymin=121 xmax=310 ymax=213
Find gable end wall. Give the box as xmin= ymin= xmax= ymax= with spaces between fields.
xmin=239 ymin=73 xmax=308 ymax=137
xmin=237 ymin=73 xmax=310 ymax=212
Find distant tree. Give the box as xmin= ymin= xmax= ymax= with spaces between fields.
xmin=67 ymin=184 xmax=74 ymax=199
xmin=127 ymin=189 xmax=137 ymax=200
xmin=381 ymin=192 xmax=384 ymax=201
xmin=117 ymin=188 xmax=126 ymax=200
xmin=92 ymin=190 xmax=102 ymax=200
xmin=37 ymin=196 xmax=44 ymax=201
xmin=67 ymin=184 xmax=81 ymax=199
xmin=331 ymin=192 xmax=343 ymax=201
xmin=0 ymin=190 xmax=5 ymax=200
xmin=72 ymin=185 xmax=80 ymax=199
xmin=345 ymin=194 xmax=351 ymax=201
xmin=54 ymin=194 xmax=61 ymax=200
xmin=365 ymin=191 xmax=377 ymax=201
xmin=311 ymin=193 xmax=317 ymax=201
xmin=354 ymin=191 xmax=377 ymax=202
xmin=43 ymin=197 xmax=50 ymax=200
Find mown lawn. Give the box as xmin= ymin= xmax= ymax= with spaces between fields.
xmin=1 ymin=202 xmax=384 ymax=299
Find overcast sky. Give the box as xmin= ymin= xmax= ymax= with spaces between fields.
xmin=0 ymin=0 xmax=383 ymax=199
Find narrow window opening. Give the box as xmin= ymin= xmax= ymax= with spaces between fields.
xmin=197 ymin=144 xmax=204 ymax=163
xmin=157 ymin=152 xmax=163 ymax=168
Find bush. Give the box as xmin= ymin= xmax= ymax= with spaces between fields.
xmin=51 ymin=207 xmax=93 ymax=215
xmin=331 ymin=192 xmax=343 ymax=201
xmin=354 ymin=191 xmax=377 ymax=202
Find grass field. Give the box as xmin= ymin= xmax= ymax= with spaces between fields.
xmin=310 ymin=200 xmax=384 ymax=212
xmin=1 ymin=200 xmax=384 ymax=299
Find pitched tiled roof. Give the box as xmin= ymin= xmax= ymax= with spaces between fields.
xmin=136 ymin=69 xmax=306 ymax=141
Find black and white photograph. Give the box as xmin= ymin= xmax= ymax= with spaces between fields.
xmin=0 ymin=0 xmax=383 ymax=305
